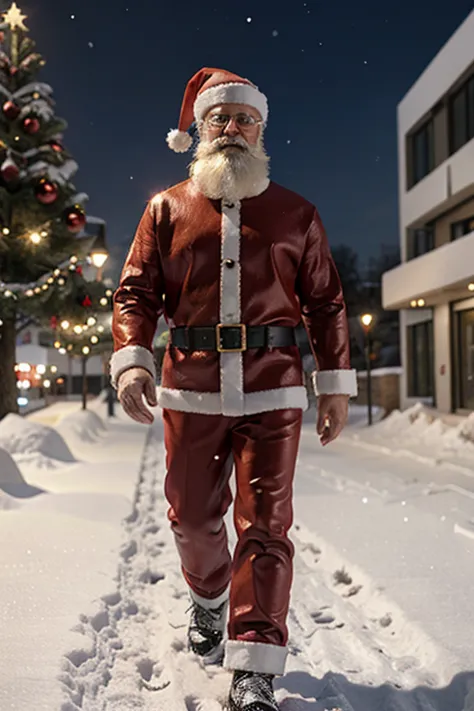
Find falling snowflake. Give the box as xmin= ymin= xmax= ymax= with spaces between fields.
xmin=363 ymin=60 xmax=368 ymax=65
xmin=246 ymin=17 xmax=252 ymax=23
xmin=287 ymin=139 xmax=291 ymax=144
xmin=130 ymin=176 xmax=134 ymax=180
xmin=88 ymin=41 xmax=94 ymax=48
xmin=70 ymin=14 xmax=75 ymax=20
xmin=272 ymin=29 xmax=279 ymax=37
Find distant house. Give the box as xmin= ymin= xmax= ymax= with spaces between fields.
xmin=382 ymin=10 xmax=474 ymax=414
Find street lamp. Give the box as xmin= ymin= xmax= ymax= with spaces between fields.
xmin=360 ymin=313 xmax=374 ymax=426
xmin=89 ymin=228 xmax=109 ymax=282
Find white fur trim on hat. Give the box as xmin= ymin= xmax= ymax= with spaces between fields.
xmin=166 ymin=128 xmax=193 ymax=153
xmin=194 ymin=82 xmax=268 ymax=124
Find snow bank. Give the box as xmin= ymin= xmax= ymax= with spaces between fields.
xmin=377 ymin=404 xmax=474 ymax=449
xmin=0 ymin=446 xmax=44 ymax=499
xmin=0 ymin=414 xmax=76 ymax=466
xmin=56 ymin=409 xmax=107 ymax=446
xmin=351 ymin=403 xmax=474 ymax=471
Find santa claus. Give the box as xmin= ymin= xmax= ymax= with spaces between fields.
xmin=110 ymin=67 xmax=357 ymax=711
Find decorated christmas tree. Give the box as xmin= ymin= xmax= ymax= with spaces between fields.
xmin=0 ymin=3 xmax=98 ymax=419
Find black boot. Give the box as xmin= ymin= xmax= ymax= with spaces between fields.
xmin=227 ymin=670 xmax=279 ymax=711
xmin=187 ymin=599 xmax=228 ymax=662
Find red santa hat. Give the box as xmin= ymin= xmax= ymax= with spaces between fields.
xmin=166 ymin=67 xmax=269 ymax=153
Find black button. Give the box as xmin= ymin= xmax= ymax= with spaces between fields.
xmin=224 ymin=202 xmax=234 ymax=209
xmin=224 ymin=258 xmax=235 ymax=269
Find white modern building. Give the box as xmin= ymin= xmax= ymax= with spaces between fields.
xmin=382 ymin=10 xmax=474 ymax=413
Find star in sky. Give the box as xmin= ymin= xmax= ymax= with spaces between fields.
xmin=2 ymin=2 xmax=28 ymax=31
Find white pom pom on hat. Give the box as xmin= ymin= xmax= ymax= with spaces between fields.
xmin=166 ymin=66 xmax=268 ymax=153
xmin=166 ymin=129 xmax=193 ymax=153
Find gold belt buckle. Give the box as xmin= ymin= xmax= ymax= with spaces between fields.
xmin=216 ymin=323 xmax=247 ymax=352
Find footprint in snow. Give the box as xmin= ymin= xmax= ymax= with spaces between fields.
xmin=311 ymin=611 xmax=336 ymax=624
xmin=120 ymin=539 xmax=138 ymax=561
xmin=101 ymin=591 xmax=121 ymax=606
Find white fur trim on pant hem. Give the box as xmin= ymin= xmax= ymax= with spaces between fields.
xmin=312 ymin=369 xmax=358 ymax=397
xmin=194 ymin=83 xmax=268 ymax=124
xmin=189 ymin=585 xmax=230 ymax=609
xmin=224 ymin=640 xmax=287 ymax=676
xmin=109 ymin=345 xmax=157 ymax=389
xmin=157 ymin=385 xmax=308 ymax=415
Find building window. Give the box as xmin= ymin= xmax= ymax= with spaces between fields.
xmin=451 ymin=215 xmax=474 ymax=241
xmin=38 ymin=330 xmax=54 ymax=347
xmin=407 ymin=225 xmax=435 ymax=259
xmin=407 ymin=321 xmax=434 ymax=397
xmin=410 ymin=119 xmax=435 ymax=187
xmin=449 ymin=75 xmax=474 ymax=154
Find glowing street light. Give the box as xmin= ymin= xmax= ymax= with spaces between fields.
xmin=359 ymin=312 xmax=375 ymax=426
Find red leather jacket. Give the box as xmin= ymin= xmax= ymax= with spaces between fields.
xmin=110 ymin=178 xmax=357 ymax=415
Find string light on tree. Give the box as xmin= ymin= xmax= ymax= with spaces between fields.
xmin=82 ymin=346 xmax=90 ymax=355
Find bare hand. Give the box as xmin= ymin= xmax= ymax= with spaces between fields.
xmin=317 ymin=394 xmax=349 ymax=446
xmin=117 ymin=367 xmax=157 ymax=424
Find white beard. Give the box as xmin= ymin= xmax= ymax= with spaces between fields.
xmin=189 ymin=135 xmax=270 ymax=202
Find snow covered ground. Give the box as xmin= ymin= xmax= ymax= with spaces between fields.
xmin=1 ymin=398 xmax=474 ymax=710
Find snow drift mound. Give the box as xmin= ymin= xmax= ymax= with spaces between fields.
xmin=0 ymin=414 xmax=76 ymax=463
xmin=374 ymin=404 xmax=474 ymax=455
xmin=0 ymin=446 xmax=44 ymax=499
xmin=56 ymin=409 xmax=107 ymax=445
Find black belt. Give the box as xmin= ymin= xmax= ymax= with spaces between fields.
xmin=170 ymin=325 xmax=296 ymax=353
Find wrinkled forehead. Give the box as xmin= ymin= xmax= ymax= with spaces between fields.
xmin=204 ymin=103 xmax=262 ymax=121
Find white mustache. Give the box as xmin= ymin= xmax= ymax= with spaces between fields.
xmin=210 ymin=137 xmax=248 ymax=152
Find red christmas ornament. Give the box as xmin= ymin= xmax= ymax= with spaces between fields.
xmin=81 ymin=295 xmax=92 ymax=308
xmin=0 ymin=31 xmax=5 ymax=43
xmin=1 ymin=157 xmax=19 ymax=182
xmin=23 ymin=117 xmax=40 ymax=134
xmin=2 ymin=100 xmax=20 ymax=120
xmin=50 ymin=316 xmax=58 ymax=329
xmin=35 ymin=178 xmax=58 ymax=204
xmin=65 ymin=207 xmax=86 ymax=233
xmin=75 ymin=265 xmax=83 ymax=275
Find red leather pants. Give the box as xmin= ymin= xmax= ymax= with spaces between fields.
xmin=162 ymin=407 xmax=302 ymax=658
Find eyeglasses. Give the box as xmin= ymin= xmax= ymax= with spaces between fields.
xmin=204 ymin=112 xmax=262 ymax=130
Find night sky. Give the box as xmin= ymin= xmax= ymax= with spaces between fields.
xmin=25 ymin=0 xmax=474 ymax=278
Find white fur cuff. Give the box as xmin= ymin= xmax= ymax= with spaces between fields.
xmin=224 ymin=640 xmax=287 ymax=676
xmin=312 ymin=369 xmax=358 ymax=397
xmin=189 ymin=585 xmax=230 ymax=610
xmin=109 ymin=345 xmax=157 ymax=388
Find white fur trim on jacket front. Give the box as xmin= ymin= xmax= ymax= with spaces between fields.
xmin=194 ymin=83 xmax=268 ymax=123
xmin=219 ymin=201 xmax=244 ymax=416
xmin=312 ymin=369 xmax=358 ymax=397
xmin=224 ymin=639 xmax=287 ymax=676
xmin=109 ymin=345 xmax=157 ymax=388
xmin=157 ymin=385 xmax=308 ymax=415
